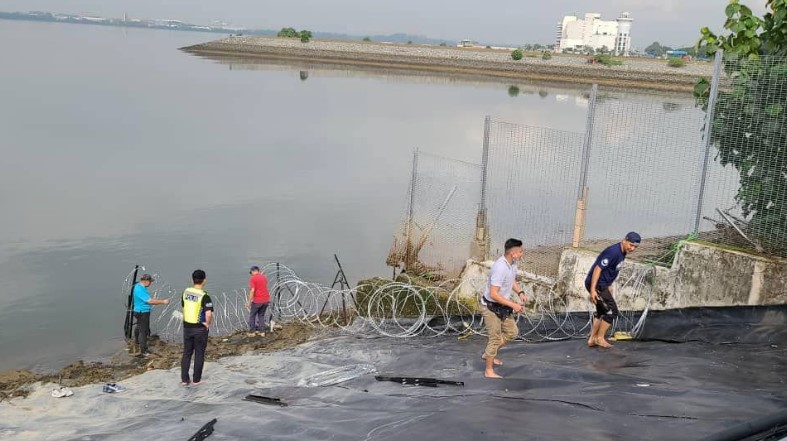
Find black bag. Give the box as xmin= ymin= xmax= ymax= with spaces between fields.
xmin=487 ymin=301 xmax=513 ymax=320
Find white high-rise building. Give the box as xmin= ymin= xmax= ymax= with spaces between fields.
xmin=615 ymin=12 xmax=633 ymax=56
xmin=555 ymin=12 xmax=633 ymax=55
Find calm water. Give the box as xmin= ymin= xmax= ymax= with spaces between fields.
xmin=0 ymin=20 xmax=699 ymax=372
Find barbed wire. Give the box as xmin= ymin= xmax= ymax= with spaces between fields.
xmin=122 ymin=262 xmax=657 ymax=344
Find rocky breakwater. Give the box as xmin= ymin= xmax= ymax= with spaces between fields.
xmin=183 ymin=36 xmax=712 ymax=92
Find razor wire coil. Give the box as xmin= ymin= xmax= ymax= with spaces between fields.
xmin=122 ymin=261 xmax=657 ymax=344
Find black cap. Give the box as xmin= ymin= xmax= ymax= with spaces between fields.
xmin=625 ymin=232 xmax=642 ymax=244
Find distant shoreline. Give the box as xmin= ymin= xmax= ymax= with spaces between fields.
xmin=184 ymin=37 xmax=712 ymax=93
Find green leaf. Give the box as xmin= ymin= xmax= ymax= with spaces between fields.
xmin=693 ymin=79 xmax=710 ymax=98
xmin=726 ymin=2 xmax=740 ymax=18
xmin=770 ymin=63 xmax=787 ymax=76
xmin=774 ymin=8 xmax=786 ymax=25
xmin=740 ymin=5 xmax=753 ymax=16
xmin=765 ymin=103 xmax=784 ymax=117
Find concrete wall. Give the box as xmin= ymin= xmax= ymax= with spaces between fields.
xmin=557 ymin=242 xmax=787 ymax=311
xmin=458 ymin=242 xmax=787 ymax=312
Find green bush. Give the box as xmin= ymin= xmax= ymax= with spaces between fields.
xmin=278 ymin=27 xmax=312 ymax=42
xmin=354 ymin=277 xmax=480 ymax=318
xmin=362 ymin=37 xmax=371 ymax=42
xmin=594 ymin=54 xmax=623 ymax=66
xmin=277 ymin=27 xmax=299 ymax=38
xmin=511 ymin=49 xmax=523 ymax=60
xmin=542 ymin=51 xmax=552 ymax=60
xmin=668 ymin=57 xmax=687 ymax=68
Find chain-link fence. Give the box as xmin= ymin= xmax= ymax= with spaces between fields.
xmin=484 ymin=118 xmax=585 ymax=279
xmin=387 ymin=150 xmax=482 ymax=278
xmin=695 ymin=53 xmax=787 ymax=256
xmin=581 ymin=90 xmax=710 ymax=260
xmin=387 ymin=50 xmax=787 ymax=282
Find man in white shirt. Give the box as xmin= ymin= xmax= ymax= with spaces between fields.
xmin=481 ymin=238 xmax=529 ymax=378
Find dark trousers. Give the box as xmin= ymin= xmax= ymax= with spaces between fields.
xmin=181 ymin=326 xmax=209 ymax=383
xmin=249 ymin=302 xmax=269 ymax=332
xmin=133 ymin=312 xmax=151 ymax=354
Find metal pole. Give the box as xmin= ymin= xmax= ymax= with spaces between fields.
xmin=480 ymin=116 xmax=491 ymax=213
xmin=573 ymin=85 xmax=598 ymax=247
xmin=694 ymin=49 xmax=724 ymax=234
xmin=274 ymin=262 xmax=281 ymax=325
xmin=124 ymin=265 xmax=139 ymax=340
xmin=404 ymin=149 xmax=419 ymax=270
xmin=578 ymin=84 xmax=598 ymax=197
xmin=475 ymin=115 xmax=492 ymax=260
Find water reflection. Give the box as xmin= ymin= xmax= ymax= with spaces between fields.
xmin=0 ymin=20 xmax=702 ymax=371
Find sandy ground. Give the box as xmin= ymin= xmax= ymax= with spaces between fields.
xmin=0 ymin=323 xmax=316 ymax=402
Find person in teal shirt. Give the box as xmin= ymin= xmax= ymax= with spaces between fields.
xmin=132 ymin=274 xmax=169 ymax=357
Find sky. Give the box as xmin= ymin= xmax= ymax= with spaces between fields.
xmin=1 ymin=0 xmax=769 ymax=48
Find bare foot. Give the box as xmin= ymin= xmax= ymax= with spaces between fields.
xmin=484 ymin=370 xmax=503 ymax=379
xmin=597 ymin=339 xmax=614 ymax=348
xmin=481 ymin=355 xmax=502 ymax=365
xmin=587 ymin=338 xmax=598 ymax=347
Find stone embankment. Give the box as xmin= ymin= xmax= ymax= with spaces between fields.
xmin=183 ymin=37 xmax=712 ymax=92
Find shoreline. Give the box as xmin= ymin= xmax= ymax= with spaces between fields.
xmin=0 ymin=323 xmax=316 ymax=401
xmin=183 ymin=37 xmax=711 ymax=93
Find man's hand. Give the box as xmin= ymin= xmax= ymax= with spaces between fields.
xmin=245 ymin=302 xmax=251 ymax=309
xmin=163 ymin=299 xmax=169 ymax=305
xmin=518 ymin=292 xmax=529 ymax=305
xmin=590 ymin=289 xmax=599 ymax=304
xmin=202 ymin=322 xmax=210 ymax=329
xmin=512 ymin=303 xmax=523 ymax=314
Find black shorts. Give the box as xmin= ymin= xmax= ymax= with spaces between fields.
xmin=590 ymin=286 xmax=618 ymax=321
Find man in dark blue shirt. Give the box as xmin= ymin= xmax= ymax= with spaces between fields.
xmin=585 ymin=232 xmax=641 ymax=348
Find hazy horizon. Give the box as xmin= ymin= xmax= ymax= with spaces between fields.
xmin=0 ymin=1 xmax=770 ymax=48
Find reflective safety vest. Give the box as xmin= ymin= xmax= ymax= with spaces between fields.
xmin=182 ymin=287 xmax=206 ymax=324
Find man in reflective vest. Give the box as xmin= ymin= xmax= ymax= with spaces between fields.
xmin=181 ymin=269 xmax=214 ymax=386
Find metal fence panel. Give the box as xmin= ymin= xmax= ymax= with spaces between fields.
xmin=485 ymin=119 xmax=585 ymax=278
xmin=582 ymin=94 xmax=710 ymax=260
xmin=698 ymin=53 xmax=787 ymax=256
xmin=388 ymin=150 xmax=482 ymax=278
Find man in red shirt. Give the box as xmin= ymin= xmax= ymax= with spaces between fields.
xmin=245 ymin=265 xmax=271 ymax=337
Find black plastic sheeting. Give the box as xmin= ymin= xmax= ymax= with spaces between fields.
xmin=636 ymin=305 xmax=787 ymax=345
xmin=60 ymin=306 xmax=787 ymax=440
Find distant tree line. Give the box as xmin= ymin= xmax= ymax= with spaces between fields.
xmin=644 ymin=41 xmax=710 ymax=58
xmin=278 ymin=27 xmax=312 ymax=42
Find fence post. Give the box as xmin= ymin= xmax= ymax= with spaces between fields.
xmin=404 ymin=148 xmax=419 ymax=271
xmin=694 ymin=49 xmax=724 ymax=234
xmin=472 ymin=116 xmax=491 ymax=260
xmin=573 ymin=84 xmax=598 ymax=248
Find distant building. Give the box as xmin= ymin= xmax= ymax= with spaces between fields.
xmin=555 ymin=12 xmax=633 ymax=56
xmin=457 ymin=39 xmax=481 ymax=48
